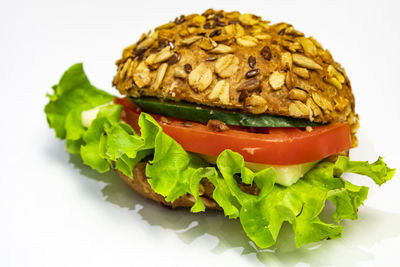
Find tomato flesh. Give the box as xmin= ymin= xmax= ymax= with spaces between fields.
xmin=116 ymin=97 xmax=351 ymax=166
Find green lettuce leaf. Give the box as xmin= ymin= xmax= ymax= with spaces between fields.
xmin=334 ymin=156 xmax=396 ymax=185
xmin=44 ymin=63 xmax=114 ymax=152
xmin=45 ymin=64 xmax=396 ymax=249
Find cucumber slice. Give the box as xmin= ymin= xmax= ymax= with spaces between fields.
xmin=130 ymin=97 xmax=323 ymax=127
xmin=198 ymin=153 xmax=318 ymax=186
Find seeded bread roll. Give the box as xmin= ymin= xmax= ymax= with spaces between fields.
xmin=113 ymin=9 xmax=359 ymax=146
xmin=118 ymin=163 xmax=221 ymax=209
xmin=118 ymin=162 xmax=260 ymax=210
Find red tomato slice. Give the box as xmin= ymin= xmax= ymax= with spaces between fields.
xmin=115 ymin=97 xmax=351 ymax=165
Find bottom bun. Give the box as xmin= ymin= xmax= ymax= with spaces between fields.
xmin=118 ymin=152 xmax=349 ymax=210
xmin=117 ymin=162 xmax=221 ymax=210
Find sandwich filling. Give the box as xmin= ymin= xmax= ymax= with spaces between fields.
xmin=45 ymin=64 xmax=395 ymax=248
xmin=82 ymin=102 xmax=319 ymax=186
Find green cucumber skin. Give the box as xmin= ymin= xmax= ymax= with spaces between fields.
xmin=130 ymin=97 xmax=322 ymax=128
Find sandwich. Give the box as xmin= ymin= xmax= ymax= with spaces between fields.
xmin=44 ymin=9 xmax=395 ymax=248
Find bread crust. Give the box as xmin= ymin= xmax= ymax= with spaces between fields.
xmin=117 ymin=163 xmax=221 ymax=210
xmin=117 ymin=152 xmax=348 ymax=209
xmin=113 ymin=9 xmax=359 ymax=146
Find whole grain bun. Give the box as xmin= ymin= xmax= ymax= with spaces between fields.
xmin=118 ymin=163 xmax=221 ymax=209
xmin=113 ymin=9 xmax=359 ymax=146
xmin=119 ymin=162 xmax=264 ymax=209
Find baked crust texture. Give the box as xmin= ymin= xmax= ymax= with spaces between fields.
xmin=113 ymin=9 xmax=359 ymax=146
xmin=118 ymin=163 xmax=221 ymax=210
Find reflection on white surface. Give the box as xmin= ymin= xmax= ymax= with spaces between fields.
xmin=2 ymin=1 xmax=400 ymax=265
xmin=68 ymin=144 xmax=400 ymax=267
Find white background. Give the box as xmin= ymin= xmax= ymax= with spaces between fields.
xmin=1 ymin=0 xmax=400 ymax=266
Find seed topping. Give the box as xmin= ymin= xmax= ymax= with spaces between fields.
xmin=184 ymin=64 xmax=192 ymax=73
xmin=260 ymin=46 xmax=272 ymax=60
xmin=188 ymin=63 xmax=213 ymax=91
xmin=269 ymin=71 xmax=286 ymax=90
xmin=207 ymin=119 xmax=230 ymax=132
xmin=114 ymin=9 xmax=355 ymax=133
xmin=248 ymin=56 xmax=256 ymax=68
xmin=245 ymin=69 xmax=260 ymax=78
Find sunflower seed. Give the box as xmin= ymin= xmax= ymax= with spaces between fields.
xmin=173 ymin=68 xmax=186 ymax=79
xmin=289 ymin=89 xmax=308 ymax=101
xmin=299 ymin=37 xmax=317 ymax=56
xmin=180 ymin=36 xmax=202 ymax=45
xmin=309 ymin=36 xmax=322 ymax=48
xmin=211 ymin=34 xmax=231 ymax=42
xmin=210 ymin=44 xmax=234 ymax=54
xmin=179 ymin=29 xmax=190 ymax=37
xmin=246 ymin=95 xmax=267 ymax=106
xmin=152 ymin=63 xmax=168 ymax=90
xmin=269 ymin=71 xmax=286 ymax=90
xmin=327 ymin=65 xmax=345 ymax=83
xmin=320 ymin=49 xmax=333 ymax=64
xmin=215 ymin=55 xmax=239 ymax=78
xmin=192 ymin=15 xmax=206 ymax=25
xmin=312 ymin=92 xmax=333 ymax=111
xmin=224 ymin=24 xmax=236 ymax=35
xmin=245 ymin=95 xmax=267 ymax=114
xmin=127 ymin=58 xmax=139 ymax=78
xmin=254 ymin=33 xmax=272 ymax=40
xmin=145 ymin=46 xmax=174 ymax=65
xmin=136 ymin=37 xmax=155 ymax=51
xmin=238 ymin=13 xmax=260 ymax=25
xmin=292 ymin=54 xmax=322 ymax=70
xmin=281 ymin=52 xmax=292 ymax=70
xmin=285 ymin=71 xmax=293 ymax=89
xmin=235 ymin=24 xmax=245 ymax=37
xmin=188 ymin=63 xmax=213 ymax=91
xmin=306 ymin=98 xmax=322 ymax=119
xmin=198 ymin=37 xmax=217 ymax=50
xmin=259 ymin=21 xmax=271 ymax=30
xmin=119 ymin=57 xmax=132 ymax=80
xmin=285 ymin=27 xmax=304 ymax=37
xmin=208 ymin=79 xmax=230 ymax=104
xmin=289 ymin=101 xmax=310 ymax=117
xmin=208 ymin=79 xmax=224 ymax=100
xmin=237 ymin=36 xmax=258 ymax=47
xmin=325 ymin=77 xmax=342 ymax=90
xmin=133 ymin=62 xmax=151 ymax=88
xmin=284 ymin=41 xmax=302 ymax=53
xmin=205 ymin=55 xmax=217 ymax=61
xmin=293 ymin=67 xmax=310 ymax=79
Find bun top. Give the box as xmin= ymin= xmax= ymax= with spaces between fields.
xmin=113 ymin=9 xmax=358 ymax=145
